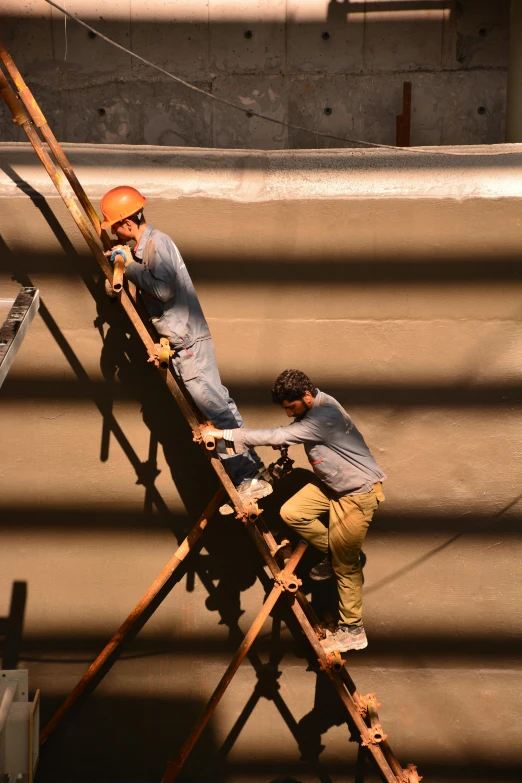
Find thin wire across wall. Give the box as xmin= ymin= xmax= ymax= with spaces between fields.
xmin=44 ymin=0 xmax=509 ymax=157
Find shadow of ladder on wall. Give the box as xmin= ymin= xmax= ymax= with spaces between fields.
xmin=0 ymin=44 xmax=421 ymax=783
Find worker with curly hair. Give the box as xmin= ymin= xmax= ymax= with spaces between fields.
xmin=206 ymin=369 xmax=386 ymax=653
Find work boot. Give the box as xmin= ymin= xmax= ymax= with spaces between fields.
xmin=309 ymin=556 xmax=334 ymax=581
xmin=321 ymin=624 xmax=368 ymax=653
xmin=219 ymin=477 xmax=273 ymax=515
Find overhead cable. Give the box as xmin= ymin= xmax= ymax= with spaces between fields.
xmin=43 ymin=0 xmax=509 ymax=157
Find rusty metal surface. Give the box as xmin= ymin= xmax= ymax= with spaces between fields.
xmin=406 ymin=763 xmax=423 ymax=782
xmin=274 ymin=568 xmax=302 ymax=594
xmin=289 ymin=599 xmax=398 ymax=783
xmin=111 ymin=258 xmax=124 ymax=293
xmin=381 ymin=738 xmax=412 ymax=783
xmin=325 ymin=649 xmax=345 ymax=672
xmin=361 ymin=693 xmax=388 ymax=746
xmin=0 ymin=287 xmax=39 ymax=390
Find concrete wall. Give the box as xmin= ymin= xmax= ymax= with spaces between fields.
xmin=0 ymin=142 xmax=521 ymax=782
xmin=0 ymin=0 xmax=511 ymax=149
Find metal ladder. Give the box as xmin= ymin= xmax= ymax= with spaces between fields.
xmin=0 ymin=43 xmax=421 ymax=783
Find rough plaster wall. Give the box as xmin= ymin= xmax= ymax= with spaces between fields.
xmin=0 ymin=0 xmax=511 ymax=148
xmin=0 ymin=142 xmax=520 ymax=782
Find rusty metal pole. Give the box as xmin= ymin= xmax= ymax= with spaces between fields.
xmin=0 ymin=39 xmax=110 ymax=246
xmin=381 ymin=738 xmax=410 ymax=783
xmin=111 ymin=258 xmax=125 ymax=294
xmin=365 ymin=693 xmax=388 ymax=744
xmin=405 ymin=763 xmax=423 ymax=782
xmin=218 ymin=512 xmax=398 ymax=783
xmin=353 ymin=689 xmax=407 ymax=781
xmin=40 ymin=487 xmax=225 ymax=746
xmin=162 ymin=541 xmax=308 ymax=783
xmin=288 ymin=600 xmax=399 ymax=783
xmin=355 ymin=743 xmax=368 ymax=783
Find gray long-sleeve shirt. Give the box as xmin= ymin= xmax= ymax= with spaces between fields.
xmin=224 ymin=390 xmax=386 ymax=496
xmin=125 ymin=224 xmax=211 ymax=350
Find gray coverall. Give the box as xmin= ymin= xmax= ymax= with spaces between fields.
xmin=124 ymin=224 xmax=262 ymax=485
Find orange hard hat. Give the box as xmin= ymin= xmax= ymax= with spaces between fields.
xmin=100 ymin=186 xmax=147 ymax=230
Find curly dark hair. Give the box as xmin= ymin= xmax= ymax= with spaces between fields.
xmin=271 ymin=369 xmax=318 ymax=404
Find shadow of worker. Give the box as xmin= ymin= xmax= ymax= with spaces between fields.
xmin=95 ymin=289 xmax=262 ymax=634
xmin=297 ymin=667 xmax=359 ymax=762
xmin=326 ymin=0 xmax=350 ymax=25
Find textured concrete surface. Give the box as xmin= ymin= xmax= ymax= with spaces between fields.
xmin=506 ymin=0 xmax=522 ymax=141
xmin=0 ymin=142 xmax=521 ymax=782
xmin=0 ymin=0 xmax=511 ymax=148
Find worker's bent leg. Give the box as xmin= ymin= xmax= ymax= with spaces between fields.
xmin=329 ymin=484 xmax=384 ymax=626
xmin=173 ymin=338 xmax=262 ymax=484
xmin=280 ymin=483 xmax=331 ymax=555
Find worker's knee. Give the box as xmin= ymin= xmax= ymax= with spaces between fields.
xmin=280 ymin=500 xmax=298 ymax=527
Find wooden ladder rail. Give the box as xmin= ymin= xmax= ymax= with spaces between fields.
xmin=0 ymin=47 xmax=412 ymax=783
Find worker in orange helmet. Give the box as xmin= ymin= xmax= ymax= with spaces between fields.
xmin=100 ymin=186 xmax=272 ymax=513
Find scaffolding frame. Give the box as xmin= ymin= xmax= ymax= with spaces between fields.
xmin=0 ymin=43 xmax=421 ymax=783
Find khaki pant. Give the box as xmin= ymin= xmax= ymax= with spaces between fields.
xmin=280 ymin=482 xmax=384 ymax=626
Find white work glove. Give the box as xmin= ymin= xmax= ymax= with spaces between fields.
xmin=107 ymin=244 xmax=133 ymax=267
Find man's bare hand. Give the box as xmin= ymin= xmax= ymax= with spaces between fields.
xmin=205 ymin=427 xmax=224 ymax=440
xmin=199 ymin=426 xmax=224 ymax=451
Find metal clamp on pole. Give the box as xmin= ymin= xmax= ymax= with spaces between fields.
xmin=360 ymin=693 xmax=388 ymax=746
xmin=404 ymin=764 xmax=423 ymax=783
xmin=325 ymin=649 xmax=345 ymax=672
xmin=268 ymin=446 xmax=294 ymax=480
xmin=244 ymin=501 xmax=261 ymax=523
xmin=147 ymin=338 xmax=174 ymax=371
xmin=274 ymin=568 xmax=302 ymax=594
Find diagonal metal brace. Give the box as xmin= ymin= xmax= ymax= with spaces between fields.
xmin=162 ymin=540 xmax=308 ymax=782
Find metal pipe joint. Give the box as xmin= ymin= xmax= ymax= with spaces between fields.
xmin=148 ymin=338 xmax=174 ymax=370
xmin=360 ymin=693 xmax=388 ymax=746
xmin=274 ymin=569 xmax=302 ymax=594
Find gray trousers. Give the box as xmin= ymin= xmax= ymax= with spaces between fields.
xmin=172 ymin=337 xmax=262 ymax=486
